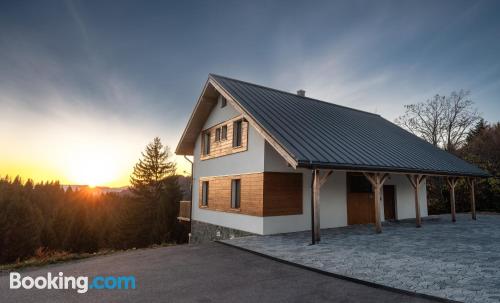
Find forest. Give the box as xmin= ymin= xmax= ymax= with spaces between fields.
xmin=0 ymin=137 xmax=189 ymax=264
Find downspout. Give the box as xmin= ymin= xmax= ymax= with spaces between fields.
xmin=184 ymin=155 xmax=194 ymax=243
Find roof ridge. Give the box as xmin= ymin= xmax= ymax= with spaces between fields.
xmin=209 ymin=73 xmax=381 ymax=117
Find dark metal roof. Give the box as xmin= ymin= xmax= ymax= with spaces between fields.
xmin=209 ymin=74 xmax=489 ymax=177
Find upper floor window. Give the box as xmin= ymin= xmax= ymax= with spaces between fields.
xmin=221 ymin=125 xmax=228 ymax=140
xmin=202 ymin=181 xmax=209 ymax=206
xmin=219 ymin=95 xmax=227 ymax=108
xmin=215 ymin=128 xmax=221 ymax=142
xmin=203 ymin=132 xmax=211 ymax=155
xmin=231 ymin=179 xmax=241 ymax=209
xmin=233 ymin=120 xmax=243 ymax=147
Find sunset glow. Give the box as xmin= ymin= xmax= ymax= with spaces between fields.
xmin=0 ymin=104 xmax=189 ymax=187
xmin=66 ymin=148 xmax=121 ymax=187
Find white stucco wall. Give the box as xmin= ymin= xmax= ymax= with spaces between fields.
xmin=192 ymin=98 xmax=266 ymax=234
xmin=383 ymin=174 xmax=428 ymax=220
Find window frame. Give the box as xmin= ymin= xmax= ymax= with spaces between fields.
xmin=215 ymin=128 xmax=221 ymax=142
xmin=233 ymin=120 xmax=243 ymax=147
xmin=201 ymin=181 xmax=209 ymax=207
xmin=231 ymin=179 xmax=241 ymax=209
xmin=221 ymin=125 xmax=228 ymax=140
xmin=203 ymin=131 xmax=211 ymax=155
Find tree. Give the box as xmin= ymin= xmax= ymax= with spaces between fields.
xmin=395 ymin=94 xmax=446 ymax=147
xmin=130 ymin=137 xmax=176 ymax=199
xmin=462 ymin=122 xmax=500 ymax=176
xmin=465 ymin=118 xmax=487 ymax=144
xmin=395 ymin=90 xmax=481 ymax=151
xmin=442 ymin=90 xmax=481 ymax=152
xmin=0 ymin=177 xmax=43 ymax=263
xmin=125 ymin=137 xmax=180 ymax=247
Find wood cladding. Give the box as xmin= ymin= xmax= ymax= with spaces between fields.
xmin=200 ymin=116 xmax=248 ymax=160
xmin=263 ymin=172 xmax=303 ymax=216
xmin=346 ymin=173 xmax=375 ymax=225
xmin=347 ymin=192 xmax=375 ymax=224
xmin=199 ymin=173 xmax=264 ymax=216
xmin=199 ymin=172 xmax=302 ymax=217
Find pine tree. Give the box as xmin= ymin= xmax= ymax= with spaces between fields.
xmin=130 ymin=137 xmax=176 ymax=199
xmin=124 ymin=137 xmax=178 ymax=247
xmin=466 ymin=118 xmax=487 ymax=144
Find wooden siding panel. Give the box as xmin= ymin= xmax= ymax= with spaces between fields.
xmin=263 ymin=172 xmax=303 ymax=216
xmin=199 ymin=172 xmax=303 ymax=217
xmin=199 ymin=174 xmax=263 ymax=216
xmin=200 ymin=116 xmax=248 ymax=160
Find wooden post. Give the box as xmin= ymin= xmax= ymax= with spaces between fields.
xmin=311 ymin=169 xmax=320 ymax=244
xmin=310 ymin=169 xmax=333 ymax=245
xmin=468 ymin=178 xmax=477 ymax=220
xmin=446 ymin=177 xmax=458 ymax=222
xmin=364 ymin=173 xmax=389 ymax=233
xmin=406 ymin=174 xmax=425 ymax=228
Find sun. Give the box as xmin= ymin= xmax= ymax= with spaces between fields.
xmin=66 ymin=148 xmax=121 ymax=187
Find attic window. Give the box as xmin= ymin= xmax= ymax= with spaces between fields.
xmin=220 ymin=95 xmax=227 ymax=108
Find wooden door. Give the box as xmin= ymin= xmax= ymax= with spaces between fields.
xmin=347 ymin=192 xmax=375 ymax=224
xmin=383 ymin=185 xmax=396 ymax=220
xmin=346 ymin=173 xmax=375 ymax=225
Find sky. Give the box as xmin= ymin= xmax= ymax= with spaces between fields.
xmin=1 ymin=0 xmax=499 ymax=187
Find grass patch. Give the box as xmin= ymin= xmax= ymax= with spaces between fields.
xmin=0 ymin=243 xmax=177 ymax=272
xmin=0 ymin=248 xmax=115 ymax=271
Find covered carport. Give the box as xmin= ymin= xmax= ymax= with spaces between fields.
xmin=308 ymin=166 xmax=488 ymax=244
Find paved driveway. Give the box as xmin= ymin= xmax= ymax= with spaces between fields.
xmin=224 ymin=214 xmax=500 ymax=303
xmin=0 ymin=242 xmax=437 ymax=303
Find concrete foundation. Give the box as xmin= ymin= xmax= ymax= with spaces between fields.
xmin=190 ymin=220 xmax=254 ymax=244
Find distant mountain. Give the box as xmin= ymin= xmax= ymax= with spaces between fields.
xmin=62 ymin=175 xmax=191 ymax=198
xmin=62 ymin=185 xmax=130 ymax=195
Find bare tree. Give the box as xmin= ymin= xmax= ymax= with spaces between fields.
xmin=395 ymin=94 xmax=446 ymax=147
xmin=395 ymin=90 xmax=481 ymax=151
xmin=441 ymin=90 xmax=481 ymax=152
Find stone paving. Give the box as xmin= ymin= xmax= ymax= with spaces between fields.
xmin=223 ymin=214 xmax=500 ymax=303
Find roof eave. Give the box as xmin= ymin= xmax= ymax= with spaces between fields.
xmin=297 ymin=160 xmax=491 ymax=178
xmin=175 ymin=79 xmax=217 ymax=156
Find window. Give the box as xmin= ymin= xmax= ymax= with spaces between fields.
xmin=215 ymin=128 xmax=221 ymax=142
xmin=201 ymin=181 xmax=209 ymax=206
xmin=221 ymin=125 xmax=227 ymax=140
xmin=203 ymin=132 xmax=211 ymax=155
xmin=348 ymin=174 xmax=372 ymax=193
xmin=233 ymin=120 xmax=243 ymax=147
xmin=231 ymin=179 xmax=241 ymax=209
xmin=219 ymin=95 xmax=227 ymax=108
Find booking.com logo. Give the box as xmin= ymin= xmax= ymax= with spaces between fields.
xmin=10 ymin=272 xmax=136 ymax=294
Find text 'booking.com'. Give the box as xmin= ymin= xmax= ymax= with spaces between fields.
xmin=9 ymin=272 xmax=136 ymax=294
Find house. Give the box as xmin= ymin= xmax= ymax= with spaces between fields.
xmin=176 ymin=74 xmax=489 ymax=244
